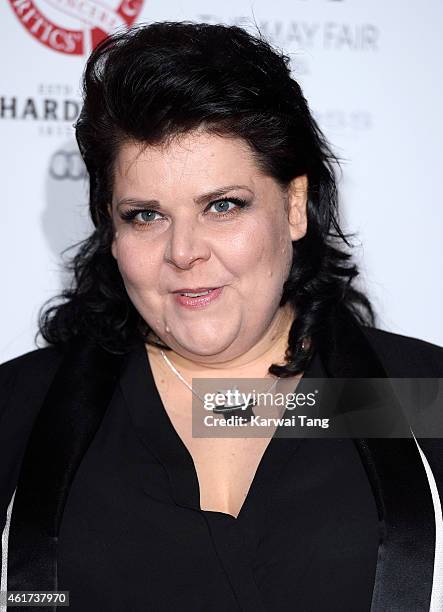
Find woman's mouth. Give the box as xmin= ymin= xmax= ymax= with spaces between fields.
xmin=173 ymin=287 xmax=224 ymax=309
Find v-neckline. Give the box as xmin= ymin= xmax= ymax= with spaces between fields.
xmin=120 ymin=340 xmax=327 ymax=523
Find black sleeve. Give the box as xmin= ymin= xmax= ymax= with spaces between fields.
xmin=0 ymin=346 xmax=64 ymax=550
xmin=361 ymin=326 xmax=443 ymax=377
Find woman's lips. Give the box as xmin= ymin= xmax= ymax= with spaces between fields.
xmin=173 ymin=286 xmax=224 ymax=309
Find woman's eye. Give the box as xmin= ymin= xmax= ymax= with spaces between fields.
xmin=207 ymin=198 xmax=248 ymax=216
xmin=136 ymin=210 xmax=161 ymax=223
xmin=120 ymin=209 xmax=163 ymax=225
xmin=209 ymin=200 xmax=236 ymax=214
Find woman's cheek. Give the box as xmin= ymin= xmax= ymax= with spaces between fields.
xmin=113 ymin=238 xmax=153 ymax=287
xmin=226 ymin=220 xmax=265 ymax=261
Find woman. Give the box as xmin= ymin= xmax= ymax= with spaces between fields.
xmin=1 ymin=21 xmax=443 ymax=612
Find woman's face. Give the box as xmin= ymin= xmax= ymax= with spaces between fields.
xmin=109 ymin=130 xmax=307 ymax=362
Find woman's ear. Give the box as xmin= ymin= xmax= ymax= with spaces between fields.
xmin=287 ymin=174 xmax=308 ymax=241
xmin=107 ymin=203 xmax=118 ymax=259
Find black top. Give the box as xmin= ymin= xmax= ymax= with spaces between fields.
xmin=51 ymin=342 xmax=379 ymax=612
xmin=3 ymin=324 xmax=443 ymax=611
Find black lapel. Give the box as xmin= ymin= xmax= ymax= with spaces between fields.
xmin=7 ymin=336 xmax=125 ymax=610
xmin=318 ymin=307 xmax=435 ymax=612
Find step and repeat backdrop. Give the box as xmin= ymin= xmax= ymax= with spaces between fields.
xmin=1 ymin=0 xmax=442 ymax=361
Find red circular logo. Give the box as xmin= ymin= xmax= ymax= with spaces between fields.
xmin=8 ymin=0 xmax=145 ymax=55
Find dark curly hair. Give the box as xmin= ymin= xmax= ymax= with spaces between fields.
xmin=37 ymin=20 xmax=375 ymax=377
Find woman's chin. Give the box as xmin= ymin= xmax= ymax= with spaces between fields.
xmin=173 ymin=337 xmax=236 ymax=358
xmin=166 ymin=326 xmax=240 ymax=358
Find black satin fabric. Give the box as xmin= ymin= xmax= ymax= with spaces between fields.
xmin=7 ymin=339 xmax=124 ymax=596
xmin=48 ymin=344 xmax=379 ymax=611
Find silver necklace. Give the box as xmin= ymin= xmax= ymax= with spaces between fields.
xmin=160 ymin=349 xmax=279 ymax=420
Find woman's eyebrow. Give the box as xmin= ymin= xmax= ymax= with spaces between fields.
xmin=116 ymin=185 xmax=253 ymax=211
xmin=194 ymin=184 xmax=253 ymax=204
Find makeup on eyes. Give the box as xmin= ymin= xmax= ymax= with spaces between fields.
xmin=118 ymin=196 xmax=252 ymax=228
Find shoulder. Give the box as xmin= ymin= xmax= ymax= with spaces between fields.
xmin=360 ymin=326 xmax=443 ymax=377
xmin=0 ymin=343 xmax=65 ymax=374
xmin=0 ymin=344 xmax=65 ymax=399
xmin=0 ymin=344 xmax=66 ymax=429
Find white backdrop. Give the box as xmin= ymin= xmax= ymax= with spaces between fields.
xmin=1 ymin=0 xmax=442 ymax=363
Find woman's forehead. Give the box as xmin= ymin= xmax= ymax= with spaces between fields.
xmin=116 ymin=131 xmax=255 ymax=167
xmin=112 ymin=132 xmax=267 ymax=193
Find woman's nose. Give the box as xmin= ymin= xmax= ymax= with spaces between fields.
xmin=164 ymin=217 xmax=211 ymax=269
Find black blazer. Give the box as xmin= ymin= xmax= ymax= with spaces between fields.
xmin=1 ymin=308 xmax=443 ymax=612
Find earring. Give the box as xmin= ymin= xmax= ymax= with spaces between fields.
xmin=301 ymin=337 xmax=311 ymax=352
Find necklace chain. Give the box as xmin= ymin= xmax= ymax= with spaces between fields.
xmin=160 ymin=349 xmax=279 ymax=409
